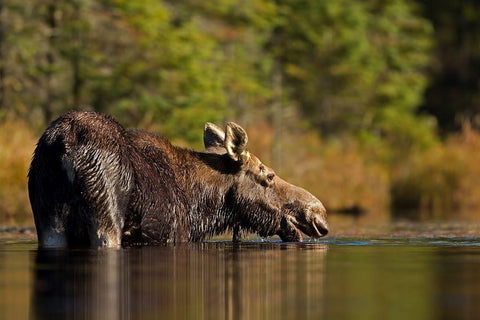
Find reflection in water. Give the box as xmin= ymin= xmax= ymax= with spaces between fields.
xmin=433 ymin=247 xmax=480 ymax=320
xmin=32 ymin=249 xmax=122 ymax=319
xmin=323 ymin=246 xmax=437 ymax=320
xmin=322 ymin=244 xmax=480 ymax=320
xmin=1 ymin=239 xmax=477 ymax=319
xmin=30 ymin=243 xmax=328 ymax=319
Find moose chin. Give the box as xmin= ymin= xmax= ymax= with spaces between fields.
xmin=28 ymin=111 xmax=328 ymax=248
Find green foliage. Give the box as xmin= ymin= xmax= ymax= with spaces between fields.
xmin=421 ymin=0 xmax=480 ymax=133
xmin=271 ymin=0 xmax=436 ymax=157
xmin=81 ymin=0 xmax=230 ymax=143
xmin=1 ymin=0 xmax=436 ymax=149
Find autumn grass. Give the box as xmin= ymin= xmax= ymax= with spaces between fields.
xmin=2 ymin=116 xmax=480 ymax=227
xmin=0 ymin=118 xmax=37 ymax=226
xmin=249 ymin=122 xmax=480 ymax=221
xmin=247 ymin=122 xmax=391 ymax=219
xmin=391 ymin=126 xmax=480 ymax=219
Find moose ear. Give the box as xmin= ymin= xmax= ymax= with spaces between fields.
xmin=225 ymin=122 xmax=248 ymax=162
xmin=204 ymin=122 xmax=225 ymax=149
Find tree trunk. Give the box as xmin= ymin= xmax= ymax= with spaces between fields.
xmin=271 ymin=56 xmax=283 ymax=172
xmin=0 ymin=0 xmax=5 ymax=111
xmin=44 ymin=3 xmax=57 ymax=122
xmin=71 ymin=1 xmax=82 ymax=108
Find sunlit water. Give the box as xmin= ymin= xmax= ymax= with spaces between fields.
xmin=2 ymin=232 xmax=480 ymax=319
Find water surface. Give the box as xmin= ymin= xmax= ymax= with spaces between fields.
xmin=1 ymin=235 xmax=480 ymax=319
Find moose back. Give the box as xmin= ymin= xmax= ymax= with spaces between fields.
xmin=28 ymin=111 xmax=328 ymax=248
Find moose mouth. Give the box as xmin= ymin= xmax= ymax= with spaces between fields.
xmin=278 ymin=215 xmax=328 ymax=242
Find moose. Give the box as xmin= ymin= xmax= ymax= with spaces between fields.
xmin=28 ymin=111 xmax=328 ymax=248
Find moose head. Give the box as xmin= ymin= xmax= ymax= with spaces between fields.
xmin=203 ymin=122 xmax=329 ymax=242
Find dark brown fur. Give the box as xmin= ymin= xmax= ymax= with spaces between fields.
xmin=28 ymin=111 xmax=328 ymax=248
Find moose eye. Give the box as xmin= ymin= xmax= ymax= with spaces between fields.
xmin=267 ymin=173 xmax=275 ymax=182
xmin=259 ymin=164 xmax=266 ymax=172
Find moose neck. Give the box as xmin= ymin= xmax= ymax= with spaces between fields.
xmin=174 ymin=148 xmax=282 ymax=241
xmin=175 ymin=148 xmax=239 ymax=241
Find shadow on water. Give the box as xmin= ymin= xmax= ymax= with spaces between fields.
xmin=30 ymin=242 xmax=328 ymax=320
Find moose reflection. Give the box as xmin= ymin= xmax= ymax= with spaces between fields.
xmin=30 ymin=243 xmax=328 ymax=319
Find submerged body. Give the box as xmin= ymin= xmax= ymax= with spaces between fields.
xmin=28 ymin=111 xmax=328 ymax=248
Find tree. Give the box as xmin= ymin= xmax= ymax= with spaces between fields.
xmin=419 ymin=0 xmax=480 ymax=134
xmin=269 ymin=0 xmax=436 ymax=158
xmin=0 ymin=0 xmax=5 ymax=111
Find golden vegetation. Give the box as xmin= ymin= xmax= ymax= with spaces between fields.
xmin=247 ymin=122 xmax=390 ymax=216
xmin=0 ymin=118 xmax=37 ymax=225
xmin=249 ymin=120 xmax=480 ymax=221
xmin=3 ymin=117 xmax=480 ymax=226
xmin=391 ymin=126 xmax=480 ymax=219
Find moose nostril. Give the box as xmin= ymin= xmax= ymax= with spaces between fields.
xmin=320 ymin=226 xmax=328 ymax=236
xmin=314 ymin=216 xmax=329 ymax=235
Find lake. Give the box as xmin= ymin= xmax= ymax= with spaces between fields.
xmin=2 ymin=222 xmax=480 ymax=319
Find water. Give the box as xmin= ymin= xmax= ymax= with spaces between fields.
xmin=2 ymin=237 xmax=480 ymax=320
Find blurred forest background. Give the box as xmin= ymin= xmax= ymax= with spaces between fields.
xmin=1 ymin=0 xmax=480 ymax=228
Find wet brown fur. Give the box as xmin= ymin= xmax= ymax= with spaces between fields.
xmin=28 ymin=111 xmax=328 ymax=248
